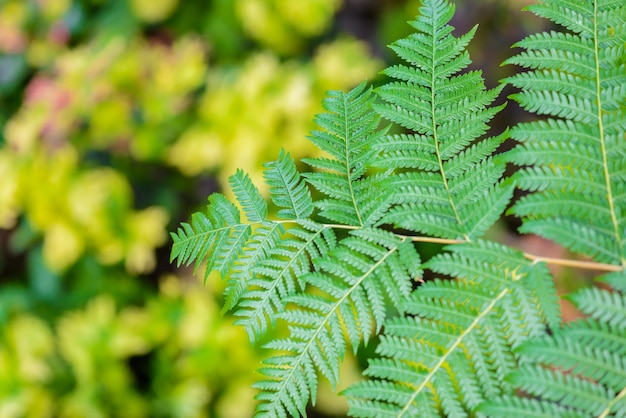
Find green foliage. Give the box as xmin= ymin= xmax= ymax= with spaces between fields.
xmin=506 ymin=0 xmax=626 ymax=266
xmin=371 ymin=0 xmax=512 ymax=240
xmin=172 ymin=0 xmax=626 ymax=417
xmin=0 ymin=279 xmax=261 ymax=417
xmin=480 ymin=283 xmax=626 ymax=417
xmin=344 ymin=239 xmax=559 ymax=416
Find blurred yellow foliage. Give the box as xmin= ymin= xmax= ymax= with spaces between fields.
xmin=0 ymin=30 xmax=380 ymax=273
xmin=35 ymin=0 xmax=71 ymax=21
xmin=130 ymin=0 xmax=180 ymax=23
xmin=0 ymin=276 xmax=261 ymax=417
xmin=168 ymin=37 xmax=382 ymax=192
xmin=0 ymin=35 xmax=210 ymax=272
xmin=0 ymin=137 xmax=168 ymax=272
xmin=0 ymin=315 xmax=55 ymax=418
xmin=0 ymin=1 xmax=29 ymax=53
xmin=236 ymin=0 xmax=342 ymax=54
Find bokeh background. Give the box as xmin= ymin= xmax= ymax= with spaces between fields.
xmin=0 ymin=0 xmax=554 ymax=417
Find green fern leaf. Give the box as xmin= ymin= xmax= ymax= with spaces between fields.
xmin=506 ymin=0 xmax=626 ymax=267
xmin=482 ymin=287 xmax=626 ymax=417
xmin=478 ymin=395 xmax=586 ymax=418
xmin=170 ymin=193 xmax=251 ymax=282
xmin=303 ymin=82 xmax=389 ymax=227
xmin=600 ymin=270 xmax=626 ymax=293
xmin=567 ymin=287 xmax=626 ymax=330
xmin=371 ymin=0 xmax=512 ymax=241
xmin=234 ymin=220 xmax=336 ymax=341
xmin=171 ymin=161 xmax=336 ymax=343
xmin=265 ymin=149 xmax=314 ymax=220
xmin=344 ymin=240 xmax=560 ymax=416
xmin=230 ymin=168 xmax=268 ymax=223
xmin=170 ymin=1 xmax=626 ymax=416
xmin=254 ymin=228 xmax=422 ymax=417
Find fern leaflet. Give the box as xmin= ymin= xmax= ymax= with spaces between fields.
xmin=372 ymin=0 xmax=512 ymax=241
xmin=506 ymin=0 xmax=626 ymax=266
xmin=344 ymin=240 xmax=560 ymax=416
xmin=303 ymin=82 xmax=390 ymax=227
xmin=480 ymin=286 xmax=626 ymax=417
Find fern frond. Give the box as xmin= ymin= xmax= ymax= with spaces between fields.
xmin=567 ymin=287 xmax=626 ymax=330
xmin=509 ymin=365 xmax=612 ymax=416
xmin=170 ymin=192 xmax=251 ymax=282
xmin=265 ymin=149 xmax=314 ymax=220
xmin=600 ymin=270 xmax=626 ymax=293
xmin=171 ymin=1 xmax=626 ymax=417
xmin=171 ymin=161 xmax=333 ymax=343
xmin=477 ymin=395 xmax=585 ymax=418
xmin=303 ymin=82 xmax=389 ymax=227
xmin=230 ymin=168 xmax=268 ymax=222
xmin=233 ymin=220 xmax=336 ymax=341
xmin=372 ymin=0 xmax=511 ymax=241
xmin=344 ymin=240 xmax=560 ymax=416
xmin=506 ymin=0 xmax=626 ymax=267
xmin=254 ymin=228 xmax=421 ymax=417
xmin=481 ymin=287 xmax=626 ymax=417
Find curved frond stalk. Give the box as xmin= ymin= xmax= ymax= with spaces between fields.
xmin=506 ymin=0 xmax=626 ymax=267
xmin=373 ymin=0 xmax=511 ymax=241
xmin=254 ymin=228 xmax=422 ymax=417
xmin=344 ymin=240 xmax=560 ymax=416
xmin=303 ymin=82 xmax=390 ymax=227
xmin=481 ymin=287 xmax=626 ymax=417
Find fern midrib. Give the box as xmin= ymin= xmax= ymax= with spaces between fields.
xmin=245 ymin=225 xmax=331 ymax=330
xmin=174 ymin=222 xmax=252 ymax=257
xmin=270 ymin=239 xmax=402 ymax=411
xmin=342 ymin=93 xmax=364 ymax=227
xmin=599 ymin=383 xmax=626 ymax=418
xmin=592 ymin=1 xmax=624 ymax=267
xmin=176 ymin=221 xmax=623 ymax=273
xmin=428 ymin=19 xmax=469 ymax=242
xmin=397 ymin=288 xmax=509 ymax=417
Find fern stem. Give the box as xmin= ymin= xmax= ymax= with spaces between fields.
xmin=397 ymin=288 xmax=509 ymax=417
xmin=428 ymin=26 xmax=469 ymax=243
xmin=405 ymin=235 xmax=463 ymax=245
xmin=302 ymin=222 xmax=622 ymax=271
xmin=598 ymin=383 xmax=626 ymax=418
xmin=342 ymin=92 xmax=363 ymax=227
xmin=522 ymin=252 xmax=623 ymax=272
xmin=592 ymin=0 xmax=625 ymax=267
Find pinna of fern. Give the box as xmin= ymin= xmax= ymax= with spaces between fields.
xmin=343 ymin=239 xmax=561 ymax=417
xmin=505 ymin=0 xmax=626 ymax=267
xmin=479 ymin=280 xmax=626 ymax=417
xmin=252 ymin=84 xmax=424 ymax=417
xmin=371 ymin=0 xmax=513 ymax=241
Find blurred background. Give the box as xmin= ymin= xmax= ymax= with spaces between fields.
xmin=0 ymin=0 xmax=549 ymax=417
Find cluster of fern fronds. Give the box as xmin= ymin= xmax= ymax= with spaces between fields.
xmin=171 ymin=0 xmax=626 ymax=416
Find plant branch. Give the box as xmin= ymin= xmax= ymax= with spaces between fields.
xmin=522 ymin=253 xmax=623 ymax=273
xmin=320 ymin=224 xmax=623 ymax=272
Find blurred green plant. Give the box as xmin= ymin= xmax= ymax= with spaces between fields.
xmin=0 ymin=29 xmax=379 ymax=273
xmin=0 ymin=276 xmax=260 ymax=418
xmin=169 ymin=37 xmax=382 ymax=188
